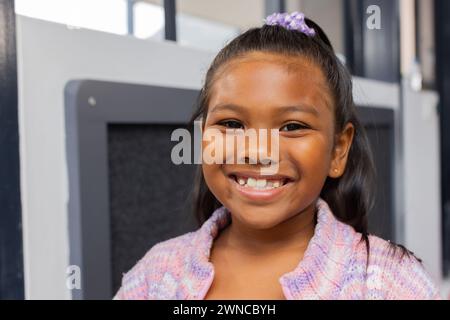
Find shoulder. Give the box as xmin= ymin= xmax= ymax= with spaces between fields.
xmin=113 ymin=231 xmax=196 ymax=300
xmin=353 ymin=234 xmax=441 ymax=300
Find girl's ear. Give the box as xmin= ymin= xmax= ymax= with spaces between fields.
xmin=329 ymin=123 xmax=355 ymax=178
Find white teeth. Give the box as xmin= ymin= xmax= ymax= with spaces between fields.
xmin=256 ymin=179 xmax=267 ymax=188
xmin=247 ymin=178 xmax=257 ymax=187
xmin=235 ymin=176 xmax=286 ymax=190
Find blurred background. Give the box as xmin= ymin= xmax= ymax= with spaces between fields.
xmin=0 ymin=0 xmax=449 ymax=299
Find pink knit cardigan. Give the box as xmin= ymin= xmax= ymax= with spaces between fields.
xmin=114 ymin=198 xmax=440 ymax=300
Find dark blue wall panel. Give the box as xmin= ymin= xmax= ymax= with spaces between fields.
xmin=0 ymin=0 xmax=24 ymax=299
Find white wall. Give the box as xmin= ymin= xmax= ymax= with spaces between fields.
xmin=16 ymin=15 xmax=443 ymax=299
xmin=402 ymin=83 xmax=442 ymax=284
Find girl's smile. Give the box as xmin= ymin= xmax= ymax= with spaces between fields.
xmin=226 ymin=170 xmax=296 ymax=203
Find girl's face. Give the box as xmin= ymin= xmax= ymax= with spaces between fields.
xmin=202 ymin=51 xmax=354 ymax=229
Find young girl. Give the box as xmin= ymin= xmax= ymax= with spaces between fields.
xmin=114 ymin=12 xmax=440 ymax=300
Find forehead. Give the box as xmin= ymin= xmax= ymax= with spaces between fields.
xmin=209 ymin=51 xmax=332 ymax=112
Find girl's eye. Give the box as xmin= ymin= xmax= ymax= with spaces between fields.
xmin=219 ymin=120 xmax=244 ymax=129
xmin=280 ymin=123 xmax=309 ymax=132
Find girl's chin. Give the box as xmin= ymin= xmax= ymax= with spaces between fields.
xmin=229 ymin=207 xmax=287 ymax=230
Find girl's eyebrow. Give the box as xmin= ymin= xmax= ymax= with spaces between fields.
xmin=210 ymin=103 xmax=319 ymax=117
xmin=277 ymin=104 xmax=319 ymax=117
xmin=209 ymin=103 xmax=249 ymax=115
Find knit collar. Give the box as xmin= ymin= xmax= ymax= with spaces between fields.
xmin=183 ymin=198 xmax=357 ymax=300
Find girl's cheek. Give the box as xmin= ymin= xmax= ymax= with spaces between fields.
xmin=202 ymin=130 xmax=239 ymax=165
xmin=284 ymin=135 xmax=332 ymax=173
xmin=201 ymin=134 xmax=226 ymax=189
xmin=201 ymin=126 xmax=233 ymax=164
xmin=202 ymin=162 xmax=232 ymax=203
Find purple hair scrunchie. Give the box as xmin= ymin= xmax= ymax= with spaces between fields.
xmin=264 ymin=11 xmax=316 ymax=37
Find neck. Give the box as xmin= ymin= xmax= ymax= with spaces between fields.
xmin=222 ymin=201 xmax=317 ymax=255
